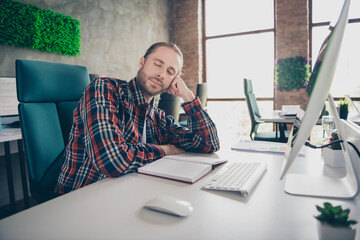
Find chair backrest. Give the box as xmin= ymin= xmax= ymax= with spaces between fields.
xmin=196 ymin=83 xmax=208 ymax=107
xmin=16 ymin=59 xmax=90 ymax=201
xmin=157 ymin=92 xmax=181 ymax=122
xmin=244 ymin=79 xmax=262 ymax=138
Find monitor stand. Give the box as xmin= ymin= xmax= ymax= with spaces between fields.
xmin=285 ymin=173 xmax=358 ymax=199
xmin=284 ymin=94 xmax=360 ymax=199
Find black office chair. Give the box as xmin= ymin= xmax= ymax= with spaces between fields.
xmin=244 ymin=78 xmax=289 ymax=142
xmin=16 ymin=59 xmax=90 ymax=202
xmin=179 ymin=83 xmax=208 ymax=127
xmin=157 ymin=92 xmax=181 ymax=122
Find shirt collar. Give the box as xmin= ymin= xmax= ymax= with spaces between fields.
xmin=129 ymin=78 xmax=155 ymax=120
xmin=129 ymin=78 xmax=147 ymax=106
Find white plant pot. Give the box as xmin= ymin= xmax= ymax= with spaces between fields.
xmin=317 ymin=221 xmax=357 ymax=240
xmin=322 ymin=147 xmax=345 ymax=168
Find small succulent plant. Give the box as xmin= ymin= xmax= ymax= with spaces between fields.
xmin=315 ymin=202 xmax=357 ymax=228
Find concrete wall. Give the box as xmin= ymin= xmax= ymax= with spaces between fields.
xmin=0 ymin=0 xmax=173 ymax=80
xmin=0 ymin=0 xmax=173 ymax=209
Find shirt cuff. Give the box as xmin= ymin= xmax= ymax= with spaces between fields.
xmin=181 ymin=96 xmax=203 ymax=115
xmin=150 ymin=144 xmax=166 ymax=158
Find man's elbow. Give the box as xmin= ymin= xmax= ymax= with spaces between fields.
xmin=202 ymin=139 xmax=220 ymax=153
xmin=208 ymin=142 xmax=220 ymax=153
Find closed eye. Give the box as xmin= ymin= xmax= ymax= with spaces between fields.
xmin=167 ymin=69 xmax=175 ymax=75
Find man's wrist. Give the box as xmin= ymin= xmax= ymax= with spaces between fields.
xmin=159 ymin=144 xmax=185 ymax=155
xmin=181 ymin=91 xmax=195 ymax=102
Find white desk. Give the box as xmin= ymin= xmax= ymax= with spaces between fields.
xmin=260 ymin=112 xmax=294 ymax=140
xmin=349 ymin=115 xmax=360 ymax=126
xmin=260 ymin=110 xmax=296 ymax=124
xmin=0 ymin=126 xmax=29 ymax=212
xmin=0 ymin=148 xmax=359 ymax=240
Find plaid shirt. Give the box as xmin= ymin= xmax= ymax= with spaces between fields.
xmin=56 ymin=78 xmax=220 ymax=194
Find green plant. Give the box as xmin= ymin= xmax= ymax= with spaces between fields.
xmin=339 ymin=98 xmax=349 ymax=120
xmin=306 ymin=61 xmax=321 ymax=95
xmin=275 ymin=56 xmax=310 ymax=91
xmin=329 ymin=131 xmax=341 ymax=150
xmin=315 ymin=202 xmax=358 ymax=228
xmin=0 ymin=0 xmax=80 ymax=56
xmin=339 ymin=98 xmax=349 ymax=112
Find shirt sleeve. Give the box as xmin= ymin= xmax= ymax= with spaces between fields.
xmin=82 ymin=79 xmax=165 ymax=178
xmin=159 ymin=97 xmax=220 ymax=153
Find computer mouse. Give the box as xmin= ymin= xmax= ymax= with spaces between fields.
xmin=143 ymin=196 xmax=193 ymax=217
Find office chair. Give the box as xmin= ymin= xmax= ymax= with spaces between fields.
xmin=244 ymin=78 xmax=289 ymax=142
xmin=179 ymin=83 xmax=208 ymax=127
xmin=157 ymin=92 xmax=181 ymax=122
xmin=196 ymin=83 xmax=208 ymax=108
xmin=16 ymin=59 xmax=90 ymax=202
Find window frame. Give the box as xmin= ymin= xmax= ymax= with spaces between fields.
xmin=309 ymin=0 xmax=360 ymax=100
xmin=202 ymin=0 xmax=276 ymax=102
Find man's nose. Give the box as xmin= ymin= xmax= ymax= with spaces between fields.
xmin=156 ymin=69 xmax=166 ymax=80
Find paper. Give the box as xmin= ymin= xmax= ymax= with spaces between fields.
xmin=231 ymin=140 xmax=305 ymax=156
xmin=138 ymin=153 xmax=227 ymax=183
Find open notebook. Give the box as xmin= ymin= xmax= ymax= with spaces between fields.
xmin=138 ymin=152 xmax=227 ymax=183
xmin=232 ymin=140 xmax=306 ymax=156
xmin=281 ymin=105 xmax=301 ymax=118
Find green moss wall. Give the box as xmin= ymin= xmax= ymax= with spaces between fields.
xmin=0 ymin=0 xmax=173 ymax=79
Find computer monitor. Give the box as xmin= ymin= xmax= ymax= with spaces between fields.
xmin=279 ymin=0 xmax=360 ymax=199
xmin=0 ymin=77 xmax=19 ymax=117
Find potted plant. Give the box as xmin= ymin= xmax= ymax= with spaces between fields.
xmin=315 ymin=202 xmax=358 ymax=240
xmin=275 ymin=56 xmax=310 ymax=91
xmin=321 ymin=131 xmax=345 ymax=167
xmin=339 ymin=98 xmax=349 ymax=120
xmin=274 ymin=56 xmax=310 ymax=110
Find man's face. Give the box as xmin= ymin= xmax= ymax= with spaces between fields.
xmin=136 ymin=46 xmax=182 ymax=101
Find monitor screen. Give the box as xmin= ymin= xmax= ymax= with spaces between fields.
xmin=0 ymin=77 xmax=19 ymax=117
xmin=280 ymin=0 xmax=351 ymax=179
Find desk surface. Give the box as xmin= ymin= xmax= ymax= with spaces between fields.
xmin=0 ymin=127 xmax=22 ymax=143
xmin=349 ymin=115 xmax=360 ymax=125
xmin=260 ymin=111 xmax=296 ymax=124
xmin=0 ymin=148 xmax=359 ymax=240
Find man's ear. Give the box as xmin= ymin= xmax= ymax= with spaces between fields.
xmin=139 ymin=56 xmax=145 ymax=69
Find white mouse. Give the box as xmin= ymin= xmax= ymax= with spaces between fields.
xmin=143 ymin=196 xmax=193 ymax=217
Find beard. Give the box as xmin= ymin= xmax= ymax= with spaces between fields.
xmin=136 ymin=67 xmax=167 ymax=97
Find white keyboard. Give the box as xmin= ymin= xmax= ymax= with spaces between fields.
xmin=202 ymin=162 xmax=267 ymax=197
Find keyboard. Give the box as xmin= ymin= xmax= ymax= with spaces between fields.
xmin=202 ymin=162 xmax=267 ymax=197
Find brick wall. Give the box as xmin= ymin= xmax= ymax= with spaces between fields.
xmin=172 ymin=0 xmax=310 ymax=106
xmin=173 ymin=0 xmax=202 ymax=94
xmin=275 ymin=0 xmax=309 ymax=59
xmin=275 ymin=0 xmax=309 ymax=110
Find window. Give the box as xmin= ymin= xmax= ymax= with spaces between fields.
xmin=204 ymin=0 xmax=275 ymax=144
xmin=311 ymin=0 xmax=360 ymax=97
xmin=204 ymin=0 xmax=275 ymax=99
xmin=206 ymin=33 xmax=274 ymax=98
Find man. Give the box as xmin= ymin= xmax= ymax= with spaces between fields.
xmin=55 ymin=42 xmax=220 ymax=194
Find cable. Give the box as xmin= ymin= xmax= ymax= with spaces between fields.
xmin=305 ymin=140 xmax=342 ymax=149
xmin=305 ymin=140 xmax=360 ymax=158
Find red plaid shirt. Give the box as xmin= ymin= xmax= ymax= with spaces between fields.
xmin=56 ymin=78 xmax=220 ymax=194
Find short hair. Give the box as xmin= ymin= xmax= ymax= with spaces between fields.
xmin=143 ymin=42 xmax=183 ymax=66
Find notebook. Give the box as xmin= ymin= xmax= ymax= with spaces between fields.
xmin=137 ymin=152 xmax=227 ymax=183
xmin=231 ymin=139 xmax=306 ymax=156
xmin=281 ymin=105 xmax=301 ymax=117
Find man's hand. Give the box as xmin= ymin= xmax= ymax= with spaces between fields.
xmin=166 ymin=76 xmax=195 ymax=102
xmin=159 ymin=144 xmax=185 ymax=156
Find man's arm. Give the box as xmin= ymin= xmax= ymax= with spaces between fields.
xmin=83 ymin=78 xmax=166 ymax=178
xmin=166 ymin=76 xmax=195 ymax=102
xmin=159 ymin=144 xmax=185 ymax=155
xmin=159 ymin=76 xmax=220 ymax=153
